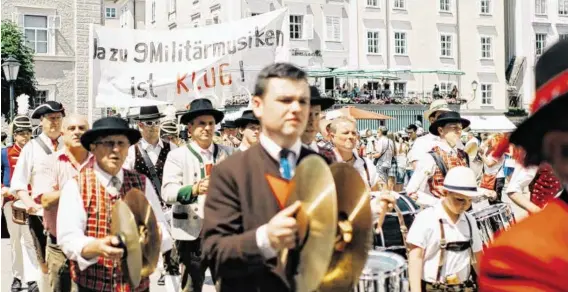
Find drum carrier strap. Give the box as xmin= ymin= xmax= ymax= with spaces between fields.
xmin=435 ymin=215 xmax=476 ymax=284
xmin=137 ymin=144 xmax=167 ymax=207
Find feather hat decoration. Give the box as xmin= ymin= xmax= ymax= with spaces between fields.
xmin=160 ymin=105 xmax=179 ymax=134
xmin=16 ymin=94 xmax=30 ymax=115
xmin=13 ymin=94 xmax=32 ymax=132
xmin=162 ymin=105 xmax=177 ymax=122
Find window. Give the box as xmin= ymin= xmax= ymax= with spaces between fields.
xmin=481 ymin=84 xmax=493 ymax=105
xmin=393 ymin=82 xmax=406 ymax=96
xmin=560 ymin=34 xmax=568 ymax=41
xmin=367 ymin=31 xmax=380 ymax=54
xmin=535 ymin=0 xmax=547 ymax=15
xmin=394 ymin=32 xmax=407 ymax=55
xmin=481 ymin=36 xmax=492 ymax=59
xmin=213 ymin=15 xmax=220 ymax=24
xmin=191 ymin=13 xmax=200 ymax=27
xmin=535 ymin=33 xmax=547 ymax=56
xmin=440 ymin=0 xmax=451 ymax=12
xmin=440 ymin=34 xmax=452 ymax=57
xmin=394 ymin=0 xmax=405 ymax=9
xmin=33 ymin=91 xmax=48 ymax=108
xmin=290 ymin=15 xmax=303 ymax=40
xmin=559 ymin=0 xmax=568 ymax=15
xmin=440 ymin=82 xmax=454 ymax=95
xmin=23 ymin=15 xmax=48 ymax=54
xmin=326 ymin=16 xmax=341 ymax=42
xmin=367 ymin=0 xmax=379 ymax=7
xmin=151 ymin=0 xmax=156 ymax=22
xmin=480 ymin=0 xmax=491 ymax=14
xmin=169 ymin=0 xmax=176 ymax=14
xmin=105 ymin=7 xmax=116 ymax=18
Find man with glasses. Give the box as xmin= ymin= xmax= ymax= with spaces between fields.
xmin=234 ymin=109 xmax=261 ymax=152
xmin=11 ymin=101 xmax=66 ymax=292
xmin=56 ymin=116 xmax=171 ymax=292
xmin=406 ymin=111 xmax=472 ymax=206
xmin=2 ymin=104 xmax=38 ymax=292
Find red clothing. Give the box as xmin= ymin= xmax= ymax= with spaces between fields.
xmin=69 ymin=167 xmax=149 ymax=292
xmin=427 ymin=146 xmax=469 ymax=198
xmin=530 ymin=165 xmax=562 ymax=208
xmin=478 ymin=198 xmax=568 ymax=291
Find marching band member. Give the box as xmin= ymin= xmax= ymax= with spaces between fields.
xmin=479 ymin=39 xmax=568 ymax=291
xmin=202 ymin=63 xmax=324 ymax=291
xmin=301 ymin=86 xmax=336 ymax=162
xmin=33 ymin=114 xmax=93 ymax=292
xmin=1 ymin=101 xmax=39 ymax=292
xmin=407 ymin=166 xmax=483 ymax=292
xmin=56 ymin=116 xmax=171 ymax=292
xmin=220 ymin=120 xmax=240 ymax=148
xmin=11 ymin=101 xmax=65 ymax=292
xmin=161 ymin=98 xmax=234 ymax=292
xmin=406 ymin=111 xmax=470 ymax=206
xmin=406 ymin=100 xmax=452 ymax=171
xmin=234 ymin=109 xmax=261 ymax=151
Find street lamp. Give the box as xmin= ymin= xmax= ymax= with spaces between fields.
xmin=2 ymin=56 xmax=21 ymax=122
xmin=469 ymin=80 xmax=479 ymax=109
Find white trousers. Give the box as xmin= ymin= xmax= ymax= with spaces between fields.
xmin=3 ymin=201 xmax=41 ymax=283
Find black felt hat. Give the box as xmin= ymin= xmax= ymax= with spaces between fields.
xmin=429 ymin=111 xmax=471 ymax=136
xmin=309 ymin=86 xmax=335 ymax=110
xmin=180 ymin=98 xmax=224 ymax=125
xmin=221 ymin=120 xmax=237 ymax=129
xmin=234 ymin=110 xmax=260 ymax=128
xmin=31 ymin=101 xmax=65 ymax=119
xmin=133 ymin=106 xmax=165 ymax=121
xmin=510 ymin=39 xmax=568 ymax=166
xmin=81 ymin=116 xmax=141 ymax=150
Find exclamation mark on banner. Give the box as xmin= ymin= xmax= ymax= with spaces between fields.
xmin=239 ymin=61 xmax=245 ymax=82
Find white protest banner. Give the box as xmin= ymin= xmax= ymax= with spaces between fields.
xmin=89 ymin=8 xmax=289 ymax=111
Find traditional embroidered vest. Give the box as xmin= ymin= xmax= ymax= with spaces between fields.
xmin=133 ymin=143 xmax=171 ymax=195
xmin=70 ymin=167 xmax=149 ymax=292
xmin=427 ymin=146 xmax=469 ymax=198
xmin=529 ymin=164 xmax=562 ymax=208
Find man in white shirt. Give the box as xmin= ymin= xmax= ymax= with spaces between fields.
xmin=234 ymin=109 xmax=261 ymax=152
xmin=161 ymin=98 xmax=234 ymax=292
xmin=56 ymin=116 xmax=171 ymax=292
xmin=11 ymin=101 xmax=65 ymax=292
xmin=407 ymin=167 xmax=483 ymax=292
xmin=33 ymin=114 xmax=93 ymax=292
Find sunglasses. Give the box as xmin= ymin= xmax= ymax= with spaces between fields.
xmin=142 ymin=120 xmax=160 ymax=127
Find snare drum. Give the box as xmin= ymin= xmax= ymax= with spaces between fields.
xmin=469 ymin=203 xmax=516 ymax=245
xmin=355 ymin=250 xmax=409 ymax=292
xmin=374 ymin=193 xmax=419 ymax=258
xmin=12 ymin=200 xmax=29 ymax=225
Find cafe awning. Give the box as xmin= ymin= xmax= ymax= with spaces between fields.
xmin=462 ymin=115 xmax=517 ymax=133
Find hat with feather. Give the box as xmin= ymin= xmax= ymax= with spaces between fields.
xmin=160 ymin=105 xmax=179 ymax=135
xmin=11 ymin=94 xmax=33 ymax=135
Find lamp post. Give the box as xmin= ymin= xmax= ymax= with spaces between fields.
xmin=469 ymin=80 xmax=479 ymax=110
xmin=2 ymin=56 xmax=21 ymax=122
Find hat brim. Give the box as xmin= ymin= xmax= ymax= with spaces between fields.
xmin=509 ymin=95 xmax=568 ymax=166
xmin=133 ymin=113 xmax=165 ymax=121
xmin=429 ymin=118 xmax=471 ymax=136
xmin=234 ymin=117 xmax=260 ymax=128
xmin=31 ymin=108 xmax=65 ymax=119
xmin=311 ymin=98 xmax=335 ymax=111
xmin=81 ymin=128 xmax=142 ymax=150
xmin=442 ymin=186 xmax=483 ymax=197
xmin=423 ymin=107 xmax=451 ymax=120
xmin=180 ymin=109 xmax=224 ymax=125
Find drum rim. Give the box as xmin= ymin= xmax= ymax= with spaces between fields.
xmin=364 ymin=250 xmax=407 ymax=277
xmin=469 ymin=203 xmax=511 ymax=218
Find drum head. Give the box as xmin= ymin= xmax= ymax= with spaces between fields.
xmin=361 ymin=251 xmax=406 ymax=278
xmin=469 ymin=203 xmax=509 ymax=220
xmin=12 ymin=200 xmax=43 ymax=216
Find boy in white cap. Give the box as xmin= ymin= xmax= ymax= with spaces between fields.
xmin=406 ymin=166 xmax=483 ymax=292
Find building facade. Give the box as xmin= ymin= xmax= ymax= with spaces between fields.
xmin=1 ymin=0 xmax=102 ymax=117
xmin=147 ymin=0 xmax=508 ymax=114
xmin=505 ymin=0 xmax=568 ymax=110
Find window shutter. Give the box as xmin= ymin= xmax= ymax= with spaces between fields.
xmin=48 ymin=15 xmax=61 ymax=30
xmin=325 ymin=16 xmax=332 ymax=41
xmin=333 ymin=17 xmax=341 ymax=41
xmin=12 ymin=12 xmax=23 ymax=28
xmin=303 ymin=14 xmax=314 ymax=40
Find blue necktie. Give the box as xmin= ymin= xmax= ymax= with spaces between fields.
xmin=279 ymin=149 xmax=292 ymax=180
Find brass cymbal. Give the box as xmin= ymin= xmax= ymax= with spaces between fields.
xmin=284 ymin=155 xmax=338 ymax=292
xmin=319 ymin=163 xmax=373 ymax=292
xmin=122 ymin=188 xmax=162 ymax=279
xmin=110 ymin=199 xmax=143 ymax=287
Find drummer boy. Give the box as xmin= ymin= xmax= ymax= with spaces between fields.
xmin=406 ymin=166 xmax=483 ymax=292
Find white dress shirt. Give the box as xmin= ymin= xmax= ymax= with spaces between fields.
xmin=189 ymin=141 xmax=214 ymax=164
xmin=256 ymin=134 xmax=302 ymax=259
xmin=57 ymin=163 xmax=172 ymax=271
xmin=123 ymin=138 xmax=177 ymax=170
xmin=406 ymin=201 xmax=482 ymax=283
xmin=407 ymin=133 xmax=440 ymax=165
xmin=505 ymin=165 xmax=538 ymax=195
xmin=10 ymin=133 xmax=64 ymax=195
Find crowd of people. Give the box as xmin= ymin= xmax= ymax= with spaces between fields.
xmin=1 ymin=40 xmax=567 ymax=292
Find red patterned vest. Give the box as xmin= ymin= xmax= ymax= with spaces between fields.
xmin=70 ymin=167 xmax=149 ymax=292
xmin=529 ymin=164 xmax=562 ymax=208
xmin=427 ymin=146 xmax=469 ymax=198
